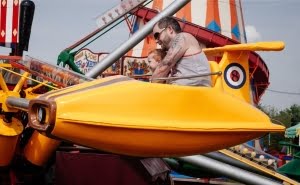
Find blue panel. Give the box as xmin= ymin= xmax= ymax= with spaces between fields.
xmin=170 ymin=171 xmax=192 ymax=178
xmin=246 ymin=140 xmax=254 ymax=147
xmin=232 ymin=25 xmax=241 ymax=40
xmin=132 ymin=19 xmax=140 ymax=33
xmin=207 ymin=21 xmax=221 ymax=33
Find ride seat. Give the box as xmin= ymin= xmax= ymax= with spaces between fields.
xmin=209 ymin=61 xmax=223 ymax=90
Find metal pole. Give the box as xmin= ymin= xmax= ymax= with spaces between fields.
xmin=86 ymin=0 xmax=191 ymax=78
xmin=204 ymin=152 xmax=275 ymax=180
xmin=177 ymin=155 xmax=281 ymax=185
xmin=6 ymin=97 xmax=29 ymax=111
xmin=152 ymin=71 xmax=222 ymax=81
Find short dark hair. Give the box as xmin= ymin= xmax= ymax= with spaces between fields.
xmin=156 ymin=16 xmax=182 ymax=33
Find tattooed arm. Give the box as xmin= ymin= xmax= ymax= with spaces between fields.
xmin=151 ymin=33 xmax=188 ymax=83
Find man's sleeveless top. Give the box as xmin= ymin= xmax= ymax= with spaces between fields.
xmin=170 ymin=51 xmax=212 ymax=87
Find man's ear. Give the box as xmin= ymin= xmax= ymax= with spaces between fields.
xmin=167 ymin=26 xmax=173 ymax=34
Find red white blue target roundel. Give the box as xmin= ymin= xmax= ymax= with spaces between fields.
xmin=224 ymin=63 xmax=246 ymax=89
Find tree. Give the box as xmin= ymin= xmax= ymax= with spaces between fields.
xmin=258 ymin=104 xmax=300 ymax=152
xmin=259 ymin=104 xmax=300 ymax=127
xmin=288 ymin=104 xmax=300 ymax=124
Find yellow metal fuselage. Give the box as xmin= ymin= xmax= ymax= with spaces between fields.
xmin=23 ymin=41 xmax=285 ymax=157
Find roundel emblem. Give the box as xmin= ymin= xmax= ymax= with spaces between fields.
xmin=224 ymin=63 xmax=246 ymax=89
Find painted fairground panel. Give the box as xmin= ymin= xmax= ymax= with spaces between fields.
xmin=98 ymin=53 xmax=122 ymax=76
xmin=74 ymin=49 xmax=100 ymax=74
xmin=123 ymin=56 xmax=151 ymax=81
xmin=0 ymin=59 xmax=21 ymax=85
xmin=74 ymin=49 xmax=122 ymax=76
xmin=74 ymin=49 xmax=152 ymax=80
xmin=10 ymin=56 xmax=89 ymax=87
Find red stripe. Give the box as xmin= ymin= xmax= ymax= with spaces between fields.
xmin=230 ymin=0 xmax=238 ymax=41
xmin=176 ymin=2 xmax=191 ymax=22
xmin=0 ymin=1 xmax=7 ymax=43
xmin=141 ymin=36 xmax=156 ymax=57
xmin=206 ymin=0 xmax=221 ymax=28
xmin=153 ymin=0 xmax=162 ymax=12
xmin=12 ymin=0 xmax=20 ymax=43
xmin=139 ymin=1 xmax=162 ymax=57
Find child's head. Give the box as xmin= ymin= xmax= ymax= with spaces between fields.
xmin=147 ymin=49 xmax=166 ymax=72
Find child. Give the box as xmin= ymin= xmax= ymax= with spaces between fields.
xmin=147 ymin=49 xmax=166 ymax=73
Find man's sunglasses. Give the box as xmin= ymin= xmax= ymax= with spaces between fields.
xmin=153 ymin=27 xmax=167 ymax=40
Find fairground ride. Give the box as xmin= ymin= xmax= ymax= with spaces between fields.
xmin=0 ymin=0 xmax=298 ymax=185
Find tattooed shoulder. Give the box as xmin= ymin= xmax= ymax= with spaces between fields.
xmin=170 ymin=33 xmax=185 ymax=49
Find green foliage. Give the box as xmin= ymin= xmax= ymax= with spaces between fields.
xmin=258 ymin=104 xmax=300 ymax=152
xmin=258 ymin=104 xmax=300 ymax=127
xmin=289 ymin=104 xmax=300 ymax=124
xmin=262 ymin=133 xmax=286 ymax=151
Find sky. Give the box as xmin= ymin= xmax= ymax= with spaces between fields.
xmin=1 ymin=0 xmax=300 ymax=110
xmin=242 ymin=0 xmax=300 ymax=110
